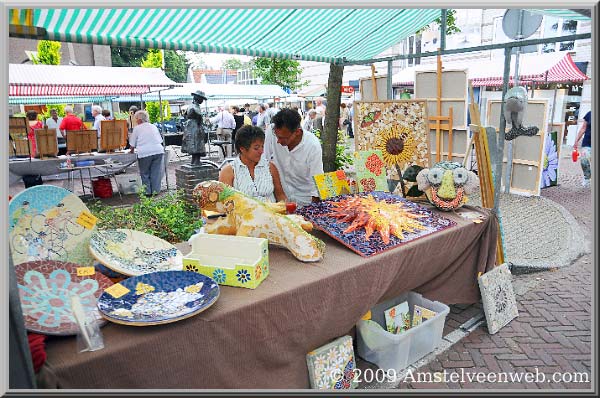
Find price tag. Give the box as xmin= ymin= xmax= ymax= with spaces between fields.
xmin=76 ymin=211 xmax=98 ymax=230
xmin=104 ymin=283 xmax=130 ymax=298
xmin=76 ymin=266 xmax=96 ymax=276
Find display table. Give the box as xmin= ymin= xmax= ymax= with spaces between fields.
xmin=40 ymin=206 xmax=497 ymax=389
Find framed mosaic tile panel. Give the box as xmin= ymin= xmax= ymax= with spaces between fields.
xmin=306 ymin=335 xmax=357 ymax=389
xmin=478 ymin=263 xmax=519 ymax=335
xmin=354 ymin=150 xmax=389 ymax=193
xmin=313 ymin=170 xmax=352 ymax=200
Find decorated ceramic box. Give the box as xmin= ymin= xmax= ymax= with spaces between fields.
xmin=183 ymin=234 xmax=269 ymax=289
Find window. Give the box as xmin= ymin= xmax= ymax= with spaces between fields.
xmin=541 ymin=16 xmax=577 ymax=53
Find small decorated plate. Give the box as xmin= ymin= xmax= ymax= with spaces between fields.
xmin=89 ymin=229 xmax=184 ymax=276
xmin=97 ymin=271 xmax=220 ymax=326
xmin=9 ymin=185 xmax=98 ymax=266
xmin=15 ymin=260 xmax=113 ymax=335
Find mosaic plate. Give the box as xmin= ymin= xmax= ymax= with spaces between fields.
xmin=15 ymin=260 xmax=113 ymax=336
xmin=9 ymin=185 xmax=97 ymax=266
xmin=296 ymin=192 xmax=456 ymax=257
xmin=97 ymin=271 xmax=220 ymax=326
xmin=89 ymin=229 xmax=184 ymax=277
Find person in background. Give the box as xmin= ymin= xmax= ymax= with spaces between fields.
xmin=129 ymin=110 xmax=165 ymax=196
xmin=302 ymin=109 xmax=317 ymax=132
xmin=126 ymin=105 xmax=139 ymax=149
xmin=265 ymin=108 xmax=324 ymax=207
xmin=59 ymin=106 xmax=84 ymax=153
xmin=339 ymin=103 xmax=350 ymax=137
xmin=231 ymin=105 xmax=245 ymax=154
xmin=256 ymin=103 xmax=271 ymax=132
xmin=219 ymin=125 xmax=286 ymax=203
xmin=101 ymin=109 xmax=113 ymax=120
xmin=26 ymin=110 xmax=43 ymax=157
xmin=91 ymin=105 xmax=106 ymax=151
xmin=314 ymin=97 xmax=326 ymax=132
xmin=347 ymin=102 xmax=354 ymax=138
xmin=45 ymin=109 xmax=65 ymax=154
xmin=210 ymin=106 xmax=236 ymax=143
xmin=240 ymin=107 xmax=252 ymax=126
xmin=573 ymin=110 xmax=592 ymax=187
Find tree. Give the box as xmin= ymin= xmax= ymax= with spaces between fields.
xmin=140 ymin=49 xmax=169 ymax=123
xmin=252 ymin=57 xmax=308 ymax=91
xmin=111 ymin=47 xmax=148 ymax=67
xmin=32 ymin=40 xmax=61 ymax=65
xmin=164 ymin=50 xmax=189 ymax=83
xmin=141 ymin=49 xmax=163 ymax=68
xmin=222 ymin=58 xmax=243 ymax=70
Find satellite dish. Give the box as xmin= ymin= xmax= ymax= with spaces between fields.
xmin=502 ymin=9 xmax=543 ymax=40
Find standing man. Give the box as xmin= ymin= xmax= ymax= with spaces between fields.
xmin=302 ymin=109 xmax=317 ymax=132
xmin=59 ymin=106 xmax=84 ymax=154
xmin=266 ymin=108 xmax=324 ymax=207
xmin=45 ymin=109 xmax=65 ymax=154
xmin=91 ymin=105 xmax=106 ymax=151
xmin=573 ymin=110 xmax=592 ymax=187
xmin=256 ymin=103 xmax=271 ymax=132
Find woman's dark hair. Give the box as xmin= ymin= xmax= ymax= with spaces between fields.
xmin=271 ymin=108 xmax=301 ymax=132
xmin=235 ymin=125 xmax=265 ymax=152
xmin=26 ymin=110 xmax=38 ymax=121
xmin=101 ymin=109 xmax=111 ymax=118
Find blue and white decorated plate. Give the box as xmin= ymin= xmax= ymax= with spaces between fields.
xmin=97 ymin=271 xmax=220 ymax=326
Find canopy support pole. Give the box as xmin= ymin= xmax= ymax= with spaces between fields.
xmin=495 ymin=47 xmax=512 ymax=214
xmin=158 ymin=90 xmax=170 ymax=191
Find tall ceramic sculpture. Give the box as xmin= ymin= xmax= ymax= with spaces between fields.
xmin=192 ymin=181 xmax=325 ymax=262
xmin=416 ymin=161 xmax=479 ymax=211
xmin=503 ymin=86 xmax=539 ymax=140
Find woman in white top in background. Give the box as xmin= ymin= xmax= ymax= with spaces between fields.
xmin=219 ymin=125 xmax=286 ymax=203
xmin=129 ymin=110 xmax=165 ymax=196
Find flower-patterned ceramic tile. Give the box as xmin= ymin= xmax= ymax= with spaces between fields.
xmin=354 ymin=150 xmax=389 ymax=192
xmin=89 ymin=229 xmax=184 ymax=276
xmin=9 ymin=185 xmax=97 ymax=266
xmin=97 ymin=271 xmax=220 ymax=326
xmin=478 ymin=263 xmax=519 ymax=334
xmin=296 ymin=192 xmax=455 ymax=257
xmin=15 ymin=260 xmax=113 ymax=335
xmin=354 ymin=100 xmax=430 ymax=180
xmin=306 ymin=335 xmax=356 ymax=389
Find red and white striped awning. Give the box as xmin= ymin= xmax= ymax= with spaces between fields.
xmin=9 ymin=63 xmax=180 ymax=97
xmin=393 ymin=52 xmax=589 ymax=88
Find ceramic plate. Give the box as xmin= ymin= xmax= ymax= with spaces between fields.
xmin=9 ymin=185 xmax=97 ymax=266
xmin=97 ymin=271 xmax=220 ymax=326
xmin=296 ymin=192 xmax=456 ymax=257
xmin=15 ymin=260 xmax=113 ymax=335
xmin=89 ymin=229 xmax=184 ymax=276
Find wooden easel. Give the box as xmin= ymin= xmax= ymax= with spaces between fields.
xmin=100 ymin=119 xmax=127 ymax=153
xmin=9 ymin=116 xmax=31 ymax=157
xmin=466 ymin=82 xmax=505 ymax=265
xmin=34 ymin=127 xmax=59 ymax=159
xmin=370 ymin=64 xmax=379 ymax=100
xmin=428 ymin=53 xmax=454 ymax=162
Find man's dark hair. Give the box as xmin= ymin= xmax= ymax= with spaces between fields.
xmin=271 ymin=108 xmax=301 ymax=132
xmin=235 ymin=125 xmax=265 ymax=152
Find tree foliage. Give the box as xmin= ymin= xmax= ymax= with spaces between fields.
xmin=416 ymin=9 xmax=461 ymax=35
xmin=222 ymin=58 xmax=243 ymax=70
xmin=164 ymin=50 xmax=189 ymax=83
xmin=252 ymin=57 xmax=307 ymax=91
xmin=111 ymin=47 xmax=148 ymax=67
xmin=141 ymin=49 xmax=163 ymax=68
xmin=140 ymin=49 xmax=170 ymax=123
xmin=32 ymin=40 xmax=61 ymax=65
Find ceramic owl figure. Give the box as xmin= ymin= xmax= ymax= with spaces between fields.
xmin=416 ymin=161 xmax=479 ymax=211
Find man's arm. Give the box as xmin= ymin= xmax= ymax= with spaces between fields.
xmin=573 ymin=120 xmax=588 ymax=149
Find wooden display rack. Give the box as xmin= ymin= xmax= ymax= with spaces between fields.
xmin=67 ymin=130 xmax=98 ymax=154
xmin=34 ymin=127 xmax=59 ymax=159
xmin=100 ymin=119 xmax=128 ymax=152
xmin=9 ymin=116 xmax=31 ymax=157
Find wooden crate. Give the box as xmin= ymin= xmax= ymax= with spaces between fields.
xmin=34 ymin=127 xmax=59 ymax=158
xmin=67 ymin=130 xmax=98 ymax=154
xmin=100 ymin=119 xmax=128 ymax=152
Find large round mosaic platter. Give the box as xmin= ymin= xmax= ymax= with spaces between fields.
xmin=9 ymin=185 xmax=97 ymax=266
xmin=89 ymin=229 xmax=184 ymax=277
xmin=97 ymin=271 xmax=220 ymax=326
xmin=15 ymin=260 xmax=113 ymax=335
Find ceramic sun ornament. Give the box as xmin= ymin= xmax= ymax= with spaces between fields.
xmin=192 ymin=181 xmax=325 ymax=262
xmin=416 ymin=161 xmax=479 ymax=211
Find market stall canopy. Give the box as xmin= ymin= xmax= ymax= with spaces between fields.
xmin=529 ymin=9 xmax=592 ymax=20
xmin=392 ymin=52 xmax=589 ymax=87
xmin=113 ymin=83 xmax=288 ymax=102
xmin=9 ymin=64 xmax=181 ymax=96
xmin=9 ymin=8 xmax=440 ymax=63
xmin=9 ymin=95 xmax=112 ymax=105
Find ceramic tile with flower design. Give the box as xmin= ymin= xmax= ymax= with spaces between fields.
xmin=313 ymin=170 xmax=352 ymax=199
xmin=354 ymin=150 xmax=389 ymax=193
xmin=478 ymin=263 xmax=519 ymax=334
xmin=306 ymin=335 xmax=357 ymax=389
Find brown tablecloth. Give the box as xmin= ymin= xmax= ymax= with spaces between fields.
xmin=42 ymin=205 xmax=497 ymax=389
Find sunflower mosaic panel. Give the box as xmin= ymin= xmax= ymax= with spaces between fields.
xmin=296 ymin=192 xmax=455 ymax=257
xmin=354 ymin=101 xmax=430 ymax=181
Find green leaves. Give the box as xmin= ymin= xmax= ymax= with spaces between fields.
xmin=32 ymin=40 xmax=61 ymax=65
xmin=251 ymin=57 xmax=308 ymax=91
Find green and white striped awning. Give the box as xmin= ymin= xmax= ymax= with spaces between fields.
xmin=530 ymin=9 xmax=592 ymax=20
xmin=10 ymin=8 xmax=441 ymax=63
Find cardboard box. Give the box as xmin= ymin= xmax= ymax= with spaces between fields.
xmin=183 ymin=234 xmax=269 ymax=289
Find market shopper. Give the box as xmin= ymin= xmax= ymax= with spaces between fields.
xmin=91 ymin=105 xmax=106 ymax=151
xmin=59 ymin=106 xmax=84 ymax=154
xmin=302 ymin=109 xmax=317 ymax=132
xmin=45 ymin=109 xmax=65 ymax=153
xmin=129 ymin=110 xmax=165 ymax=196
xmin=573 ymin=110 xmax=592 ymax=187
xmin=219 ymin=125 xmax=286 ymax=203
xmin=26 ymin=110 xmax=43 ymax=157
xmin=265 ymin=108 xmax=324 ymax=207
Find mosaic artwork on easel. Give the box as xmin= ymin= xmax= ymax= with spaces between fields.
xmin=541 ymin=130 xmax=559 ymax=188
xmin=313 ymin=170 xmax=351 ymax=200
xmin=89 ymin=229 xmax=184 ymax=277
xmin=15 ymin=260 xmax=113 ymax=335
xmin=296 ymin=192 xmax=455 ymax=257
xmin=9 ymin=185 xmax=97 ymax=266
xmin=306 ymin=335 xmax=357 ymax=389
xmin=354 ymin=100 xmax=429 ymax=180
xmin=354 ymin=150 xmax=389 ymax=192
xmin=478 ymin=263 xmax=519 ymax=335
xmin=97 ymin=270 xmax=220 ymax=326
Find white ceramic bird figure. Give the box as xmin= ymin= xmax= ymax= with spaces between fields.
xmin=504 ymin=86 xmax=539 ymax=140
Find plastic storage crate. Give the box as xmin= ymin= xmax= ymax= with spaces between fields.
xmin=357 ymin=291 xmax=450 ymax=372
xmin=115 ymin=174 xmax=142 ymax=195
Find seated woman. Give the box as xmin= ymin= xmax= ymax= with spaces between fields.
xmin=219 ymin=125 xmax=287 ymax=203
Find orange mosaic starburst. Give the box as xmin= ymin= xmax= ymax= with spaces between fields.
xmin=325 ymin=195 xmax=427 ymax=244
